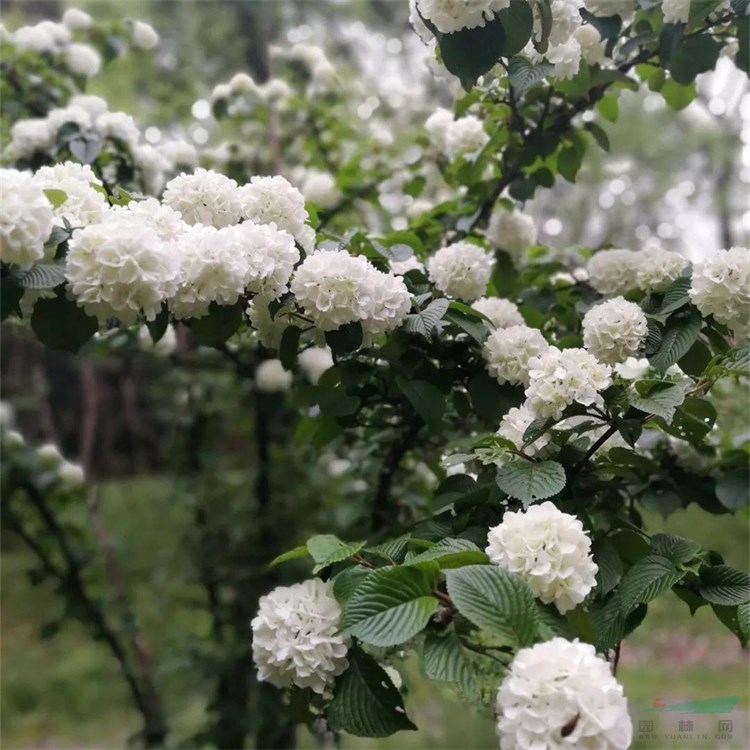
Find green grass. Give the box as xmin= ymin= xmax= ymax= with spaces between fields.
xmin=2 ymin=479 xmax=748 ymax=749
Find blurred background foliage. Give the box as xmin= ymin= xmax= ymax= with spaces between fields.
xmin=1 ymin=1 xmax=749 ymax=749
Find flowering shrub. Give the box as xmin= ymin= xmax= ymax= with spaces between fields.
xmin=1 ymin=3 xmax=749 ymax=750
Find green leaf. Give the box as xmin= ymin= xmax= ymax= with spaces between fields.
xmin=405 ymin=539 xmax=488 ymax=569
xmin=689 ymin=0 xmax=724 ymax=25
xmin=649 ymin=313 xmax=702 ymax=372
xmin=145 ymin=303 xmax=169 ymax=344
xmin=715 ymin=347 xmax=750 ymax=375
xmin=715 ymin=467 xmax=750 ymax=511
xmin=189 ymin=302 xmax=242 ymax=347
xmin=650 ymin=534 xmax=702 ymax=564
xmin=0 ymin=277 xmax=23 ymax=320
xmin=333 ymin=566 xmax=372 ymax=604
xmin=592 ymin=540 xmax=623 ymax=596
xmin=590 ymin=594 xmax=647 ymax=650
xmin=698 ymin=565 xmax=750 ymax=605
xmin=658 ymin=277 xmax=692 ymax=315
xmin=403 ymin=298 xmax=448 ymax=338
xmin=342 ymin=565 xmax=439 ymax=647
xmin=631 ymin=380 xmax=686 ymax=422
xmin=669 ymin=35 xmax=721 ymax=85
xmin=557 ymin=146 xmax=583 ymax=182
xmin=660 ymin=397 xmax=716 ymax=444
xmin=444 ymin=565 xmax=538 ymax=645
xmin=739 ymin=602 xmax=750 ymax=646
xmin=661 ymin=78 xmax=696 ymax=110
xmin=496 ymin=460 xmax=566 ymax=504
xmin=585 ymin=122 xmax=610 ymax=151
xmin=711 ymin=603 xmax=748 ymax=646
xmin=43 ymin=188 xmax=68 ymax=208
xmin=325 ymin=322 xmax=363 ymax=356
xmin=598 ymin=94 xmax=619 ymax=122
xmin=268 ymin=545 xmax=309 ymax=567
xmin=531 ymin=0 xmax=553 ymax=51
xmin=31 ymin=295 xmax=97 ymax=352
xmin=11 ymin=261 xmax=66 ymax=289
xmin=396 ymin=377 xmax=445 ymax=432
xmin=619 ymin=554 xmax=685 ymax=614
xmin=307 ymin=534 xmax=365 ymax=572
xmin=327 ymin=647 xmax=416 ymax=737
xmin=423 ymin=630 xmax=473 ymax=693
xmin=444 ymin=303 xmax=488 ymax=344
xmin=279 ymin=325 xmax=301 ymax=368
xmin=507 ymin=56 xmax=552 ymax=93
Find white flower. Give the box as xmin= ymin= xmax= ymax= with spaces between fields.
xmin=131 ymin=20 xmax=159 ymax=49
xmin=255 ymin=359 xmax=293 ymax=393
xmin=63 ymin=43 xmax=101 ymax=78
xmin=551 ymin=272 xmax=576 ymax=287
xmin=69 ymin=94 xmax=109 ymax=117
xmin=667 ymin=435 xmax=710 ymax=474
xmin=159 ymin=139 xmax=199 ymax=169
xmin=483 ymin=325 xmax=549 ymax=386
xmin=0 ymin=169 xmax=54 ymax=270
xmin=0 ymin=401 xmax=14 ymax=427
xmin=487 ymin=502 xmax=598 ymax=613
xmin=573 ymin=268 xmax=589 ymax=282
xmin=133 ymin=145 xmax=170 ymax=195
xmin=584 ymin=0 xmax=636 ymax=17
xmin=496 ymin=637 xmax=632 ymax=750
xmin=300 ymin=169 xmax=341 ymax=210
xmin=473 ymin=297 xmax=524 ymax=329
xmin=445 ymin=115 xmax=489 ymax=160
xmin=544 ymin=0 xmax=584 ymax=47
xmin=12 ymin=25 xmax=57 ymax=53
xmin=526 ymin=347 xmax=612 ymax=419
xmin=65 ymin=220 xmax=180 ymax=324
xmin=415 ymin=0 xmax=511 ymax=34
xmin=689 ymin=247 xmax=749 ymax=337
xmin=95 ymin=111 xmax=141 ymax=147
xmin=252 ymin=578 xmax=349 ymax=694
xmin=163 ymin=169 xmax=242 ymax=228
xmin=390 ymin=256 xmax=424 ymax=275
xmin=47 ymin=105 xmax=92 ymax=133
xmin=239 ymin=175 xmax=315 ymax=251
xmin=662 ymin=0 xmax=690 ymax=24
xmin=9 ymin=118 xmax=55 ymax=157
xmin=291 ymin=249 xmax=410 ymax=335
xmin=37 ymin=443 xmax=64 ymax=468
xmin=614 ymin=356 xmax=651 ymax=380
xmin=62 ymin=9 xmax=93 ymax=30
xmin=582 ymin=297 xmax=648 ymax=365
xmin=427 ymin=241 xmax=493 ymax=302
xmin=58 ymin=460 xmax=85 ymax=491
xmin=497 ymin=405 xmax=552 ymax=456
xmin=586 ymin=248 xmax=639 ymax=295
xmin=575 ymin=24 xmax=606 ymax=65
xmin=425 ymin=108 xmax=455 ymax=152
xmin=229 ymin=72 xmax=257 ymax=94
xmin=247 ymin=296 xmax=295 ymax=349
xmin=137 ymin=324 xmax=178 ymax=357
xmin=546 ymin=38 xmax=582 ymax=80
xmin=106 ymin=198 xmax=187 ymax=241
xmin=486 ymin=206 xmax=537 ymax=263
xmin=635 ymin=247 xmax=688 ymax=292
xmin=4 ymin=430 xmax=25 ymax=448
xmin=170 ymin=224 xmax=249 ymax=320
xmin=223 ymin=221 xmax=299 ymax=299
xmin=33 ymin=162 xmax=107 ymax=227
xmin=299 ymin=346 xmax=334 ymax=384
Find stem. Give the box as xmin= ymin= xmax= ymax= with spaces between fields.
xmin=580 ymin=425 xmax=619 ymax=465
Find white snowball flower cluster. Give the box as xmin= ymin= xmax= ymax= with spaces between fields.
xmin=689 ymin=247 xmax=750 ymax=341
xmin=270 ymin=43 xmax=337 ymax=88
xmin=0 ymin=169 xmax=54 ymax=270
xmin=239 ymin=175 xmax=316 ymax=251
xmin=425 ymin=109 xmax=489 ymax=160
xmin=163 ymin=169 xmax=243 ymax=228
xmin=390 ymin=256 xmax=424 ymax=276
xmin=130 ymin=20 xmax=160 ymax=49
xmin=483 ymin=325 xmax=549 ymax=386
xmin=496 ymin=637 xmax=632 ymax=750
xmin=299 ymin=169 xmax=341 ymax=210
xmin=662 ymin=0 xmax=690 ymax=24
xmin=106 ymin=198 xmax=186 ymax=241
xmin=414 ymin=0 xmax=511 ymax=34
xmin=586 ymin=248 xmax=638 ymax=296
xmin=63 ymin=42 xmax=101 ymax=78
xmin=635 ymin=247 xmax=688 ymax=292
xmin=584 ymin=0 xmax=636 ymax=17
xmin=543 ymin=0 xmax=584 ymax=48
xmin=11 ymin=21 xmax=70 ymax=54
xmin=33 ymin=162 xmax=108 ymax=227
xmin=246 ymin=297 xmax=296 ymax=349
xmin=255 ymin=359 xmax=293 ymax=393
xmin=582 ymin=297 xmax=648 ymax=365
xmin=526 ymin=347 xmax=612 ymax=419
xmin=497 ymin=404 xmax=552 ymax=457
xmin=614 ymin=356 xmax=651 ymax=380
xmin=299 ymin=346 xmax=335 ymax=384
xmin=574 ymin=24 xmax=607 ymax=66
xmin=473 ymin=297 xmax=524 ymax=329
xmin=65 ymin=220 xmax=180 ymax=325
xmin=290 ymin=249 xmax=411 ymax=335
xmin=426 ymin=241 xmax=493 ymax=302
xmin=486 ymin=502 xmax=598 ymax=613
xmin=543 ymin=38 xmax=583 ymax=80
xmin=524 ymin=1 xmax=588 ymax=81
xmin=252 ymin=578 xmax=349 ymax=694
xmin=486 ymin=206 xmax=537 ymax=263
xmin=62 ymin=9 xmax=93 ymax=31
xmin=58 ymin=460 xmax=86 ymax=491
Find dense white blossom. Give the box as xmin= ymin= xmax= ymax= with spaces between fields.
xmin=635 ymin=247 xmax=688 ymax=292
xmin=63 ymin=42 xmax=101 ymax=78
xmin=689 ymin=247 xmax=749 ymax=339
xmin=575 ymin=24 xmax=606 ymax=65
xmin=37 ymin=443 xmax=64 ymax=468
xmin=415 ymin=0 xmax=511 ymax=34
xmin=138 ymin=324 xmax=178 ymax=357
xmin=247 ymin=296 xmax=295 ymax=349
xmin=390 ymin=256 xmax=424 ymax=275
xmin=545 ymin=0 xmax=584 ymax=47
xmin=582 ymin=297 xmax=648 ymax=364
xmin=239 ymin=175 xmax=315 ymax=251
xmin=106 ymin=199 xmax=186 ymax=241
xmin=69 ymin=94 xmax=109 ymax=117
xmin=131 ymin=20 xmax=159 ymax=49
xmin=662 ymin=0 xmax=690 ymax=24
xmin=9 ymin=118 xmax=55 ymax=157
xmin=95 ymin=111 xmax=141 ymax=147
xmin=526 ymin=347 xmax=612 ymax=419
xmin=496 ymin=637 xmax=632 ymax=750
xmin=0 ymin=169 xmax=54 ymax=270
xmin=33 ymin=162 xmax=108 ymax=226
xmin=473 ymin=297 xmax=524 ymax=329
xmin=255 ymin=359 xmax=293 ymax=393
xmin=483 ymin=325 xmax=549 ymax=386
xmin=65 ymin=220 xmax=180 ymax=324
xmin=62 ymin=9 xmax=93 ymax=30
xmin=486 ymin=206 xmax=537 ymax=262
xmin=445 ymin=115 xmax=489 ymax=160
xmin=299 ymin=169 xmax=341 ymax=209
xmin=427 ymin=241 xmax=493 ymax=302
xmin=497 ymin=405 xmax=552 ymax=457
xmin=58 ymin=460 xmax=86 ymax=490
xmin=163 ymin=169 xmax=242 ymax=228
xmin=614 ymin=356 xmax=650 ymax=380
xmin=299 ymin=346 xmax=334 ymax=384
xmin=546 ymin=38 xmax=582 ymax=80
xmin=586 ymin=248 xmax=639 ymax=296
xmin=486 ymin=502 xmax=598 ymax=613
xmin=424 ymin=108 xmax=455 ymax=152
xmin=159 ymin=139 xmax=199 ymax=169
xmin=584 ymin=0 xmax=636 ymax=17
xmin=252 ymin=578 xmax=349 ymax=694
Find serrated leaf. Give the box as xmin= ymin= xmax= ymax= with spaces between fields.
xmin=423 ymin=630 xmax=473 ymax=693
xmin=333 ymin=566 xmax=372 ymax=604
xmin=396 ymin=377 xmax=445 ymax=432
xmin=631 ymin=380 xmax=686 ymax=422
xmin=31 ymin=295 xmax=97 ymax=352
xmin=325 ymin=322 xmax=363 ymax=355
xmin=403 ymin=298 xmax=448 ymax=338
xmin=619 ymin=554 xmax=684 ymax=614
xmin=11 ymin=261 xmax=66 ymax=289
xmin=658 ymin=277 xmax=692 ymax=315
xmin=650 ymin=534 xmax=702 ymax=564
xmin=268 ymin=545 xmax=309 ymax=567
xmin=444 ymin=565 xmax=538 ymax=645
xmin=716 ymin=347 xmax=750 ymax=375
xmin=715 ymin=467 xmax=750 ymax=511
xmin=405 ymin=539 xmax=488 ymax=569
xmin=342 ymin=565 xmax=439 ymax=646
xmin=739 ymin=602 xmax=750 ymax=646
xmin=592 ymin=540 xmax=623 ymax=596
xmin=698 ymin=565 xmax=750 ymax=605
xmin=496 ymin=460 xmax=566 ymax=504
xmin=307 ymin=534 xmax=365 ymax=572
xmin=590 ymin=593 xmax=647 ymax=650
xmin=649 ymin=314 xmax=702 ymax=372
xmin=327 ymin=647 xmax=416 ymax=737
xmin=189 ymin=302 xmax=242 ymax=347
xmin=507 ymin=56 xmax=552 ymax=93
